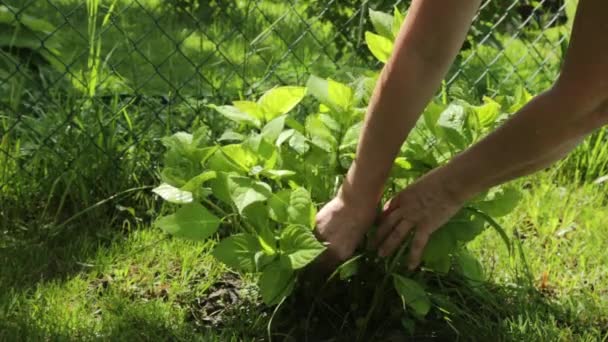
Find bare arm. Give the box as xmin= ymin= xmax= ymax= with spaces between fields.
xmin=441 ymin=0 xmax=608 ymax=202
xmin=374 ymin=0 xmax=608 ymax=268
xmin=315 ymin=0 xmax=481 ymax=265
xmin=341 ymin=0 xmax=483 ymax=207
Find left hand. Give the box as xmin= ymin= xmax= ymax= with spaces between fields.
xmin=372 ymin=167 xmax=467 ymax=270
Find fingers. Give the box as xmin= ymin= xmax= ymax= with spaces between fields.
xmin=378 ymin=219 xmax=415 ymax=257
xmin=373 ymin=208 xmax=403 ymax=248
xmin=406 ymin=226 xmax=431 ymax=271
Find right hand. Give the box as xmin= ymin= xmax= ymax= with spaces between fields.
xmin=314 ymin=189 xmax=378 ymax=270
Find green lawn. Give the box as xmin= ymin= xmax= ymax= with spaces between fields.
xmin=2 ymin=169 xmax=607 ymax=341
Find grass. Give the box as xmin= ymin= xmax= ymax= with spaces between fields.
xmin=1 ymin=169 xmax=607 ymax=341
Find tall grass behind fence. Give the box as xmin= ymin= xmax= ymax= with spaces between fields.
xmin=2 ymin=0 xmax=600 ymax=235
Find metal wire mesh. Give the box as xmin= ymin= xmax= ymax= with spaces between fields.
xmin=0 ymin=0 xmax=573 ymax=227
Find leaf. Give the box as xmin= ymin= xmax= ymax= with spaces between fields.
xmin=207 ymin=144 xmax=257 ymax=173
xmin=227 ymin=176 xmax=272 ymax=214
xmin=277 ymin=129 xmax=295 ymax=147
xmin=333 ymin=254 xmax=362 ymax=280
xmin=474 ymin=97 xmax=501 ymax=128
xmin=258 ymin=86 xmax=306 ymax=121
xmin=422 ymin=101 xmax=446 ymax=135
xmin=306 ymin=114 xmax=338 ymax=152
xmin=456 ymin=250 xmax=484 ymax=285
xmin=218 ymin=130 xmax=245 ymax=142
xmin=422 ymin=228 xmax=456 ymax=273
xmin=444 ymin=211 xmax=486 ymax=243
xmin=262 ymin=169 xmax=296 ymax=180
xmin=280 ymin=225 xmax=326 ymax=269
xmin=369 ymin=9 xmax=394 ymax=39
xmin=268 ymin=189 xmax=291 ymax=223
xmin=437 ymin=103 xmax=469 ymax=149
xmin=365 ymin=32 xmax=393 ymax=64
xmin=393 ymin=6 xmax=406 ymax=37
xmin=233 ymin=100 xmax=264 ymax=121
xmin=288 ymin=131 xmax=310 ymax=154
xmin=287 ymin=187 xmax=316 ymax=228
xmin=153 ymin=183 xmax=193 ymax=204
xmin=213 ymin=234 xmax=261 ymax=272
xmin=208 ymin=104 xmax=261 ymax=128
xmin=306 ymin=75 xmax=353 ymax=113
xmin=259 ymin=261 xmax=295 ymax=305
xmin=156 ymin=203 xmax=220 ymax=240
xmin=477 ymin=186 xmax=521 ymax=217
xmin=181 ymin=171 xmax=217 ymax=193
xmin=393 ymin=274 xmax=431 ymax=316
xmin=339 ymin=122 xmax=362 ymax=152
xmin=261 ymin=115 xmax=286 ymax=143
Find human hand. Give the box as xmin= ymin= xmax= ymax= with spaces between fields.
xmin=372 ymin=168 xmax=466 ymax=270
xmin=314 ymin=188 xmax=378 ymax=270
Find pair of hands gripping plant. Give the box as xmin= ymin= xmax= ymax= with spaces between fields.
xmin=152 ymin=7 xmax=527 ymax=332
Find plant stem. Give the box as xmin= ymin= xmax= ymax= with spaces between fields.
xmin=356 ymin=237 xmax=411 ymax=341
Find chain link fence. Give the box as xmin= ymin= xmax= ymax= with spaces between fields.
xmin=0 ymin=0 xmax=574 ymax=231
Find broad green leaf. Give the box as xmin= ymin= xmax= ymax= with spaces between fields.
xmin=339 ymin=122 xmax=362 ymax=152
xmin=393 ymin=275 xmax=431 ymax=316
xmin=280 ymin=225 xmax=326 ymax=269
xmin=243 ymin=134 xmax=278 ymax=170
xmin=156 ymin=203 xmax=220 ymax=240
xmin=243 ymin=202 xmax=270 ymax=233
xmin=161 ymin=134 xmax=216 ymax=187
xmin=477 ymin=186 xmax=521 ymax=217
xmin=288 ymin=131 xmax=310 ymax=154
xmin=369 ymin=9 xmax=394 ymax=39
xmin=365 ymin=32 xmax=393 ymax=63
xmin=456 ymin=250 xmax=484 ymax=285
xmin=392 ymin=7 xmax=406 ymax=37
xmin=261 ymin=115 xmax=287 ymax=143
xmin=233 ymin=100 xmax=264 ymax=121
xmin=422 ymin=101 xmax=446 ymax=135
xmin=227 ymin=176 xmax=272 ymax=214
xmin=213 ymin=234 xmax=261 ymax=272
xmin=262 ymin=169 xmax=296 ymax=180
xmin=218 ymin=130 xmax=245 ymax=142
xmin=255 ymin=251 xmax=277 ymax=271
xmin=209 ymin=172 xmax=231 ymax=205
xmin=256 ymin=224 xmax=277 ymax=255
xmin=318 ymin=114 xmax=341 ymax=133
xmin=277 ymin=129 xmax=295 ymax=147
xmin=422 ymin=228 xmax=456 ymax=273
xmin=473 ymin=97 xmax=501 ymax=128
xmin=258 ymin=86 xmax=306 ymax=120
xmin=287 ymin=187 xmax=316 ymax=228
xmin=181 ymin=171 xmax=217 ymax=193
xmin=153 ymin=183 xmax=193 ymax=204
xmin=268 ymin=189 xmax=291 ymax=223
xmin=207 ymin=144 xmax=257 ymax=173
xmin=306 ymin=75 xmax=353 ymax=113
xmin=437 ymin=103 xmax=469 ymax=149
xmin=208 ymin=104 xmax=261 ymax=127
xmin=444 ymin=212 xmax=486 ymax=243
xmin=306 ymin=114 xmax=338 ymax=152
xmin=334 ymin=254 xmax=362 ymax=280
xmin=259 ymin=261 xmax=295 ymax=305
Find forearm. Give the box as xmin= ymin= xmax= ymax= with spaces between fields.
xmin=442 ymin=88 xmax=608 ymax=201
xmin=341 ymin=0 xmax=481 ymax=204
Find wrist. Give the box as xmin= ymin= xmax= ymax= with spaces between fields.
xmin=430 ymin=159 xmax=486 ymax=204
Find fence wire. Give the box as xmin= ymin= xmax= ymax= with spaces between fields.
xmin=0 ymin=0 xmax=572 ymax=228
